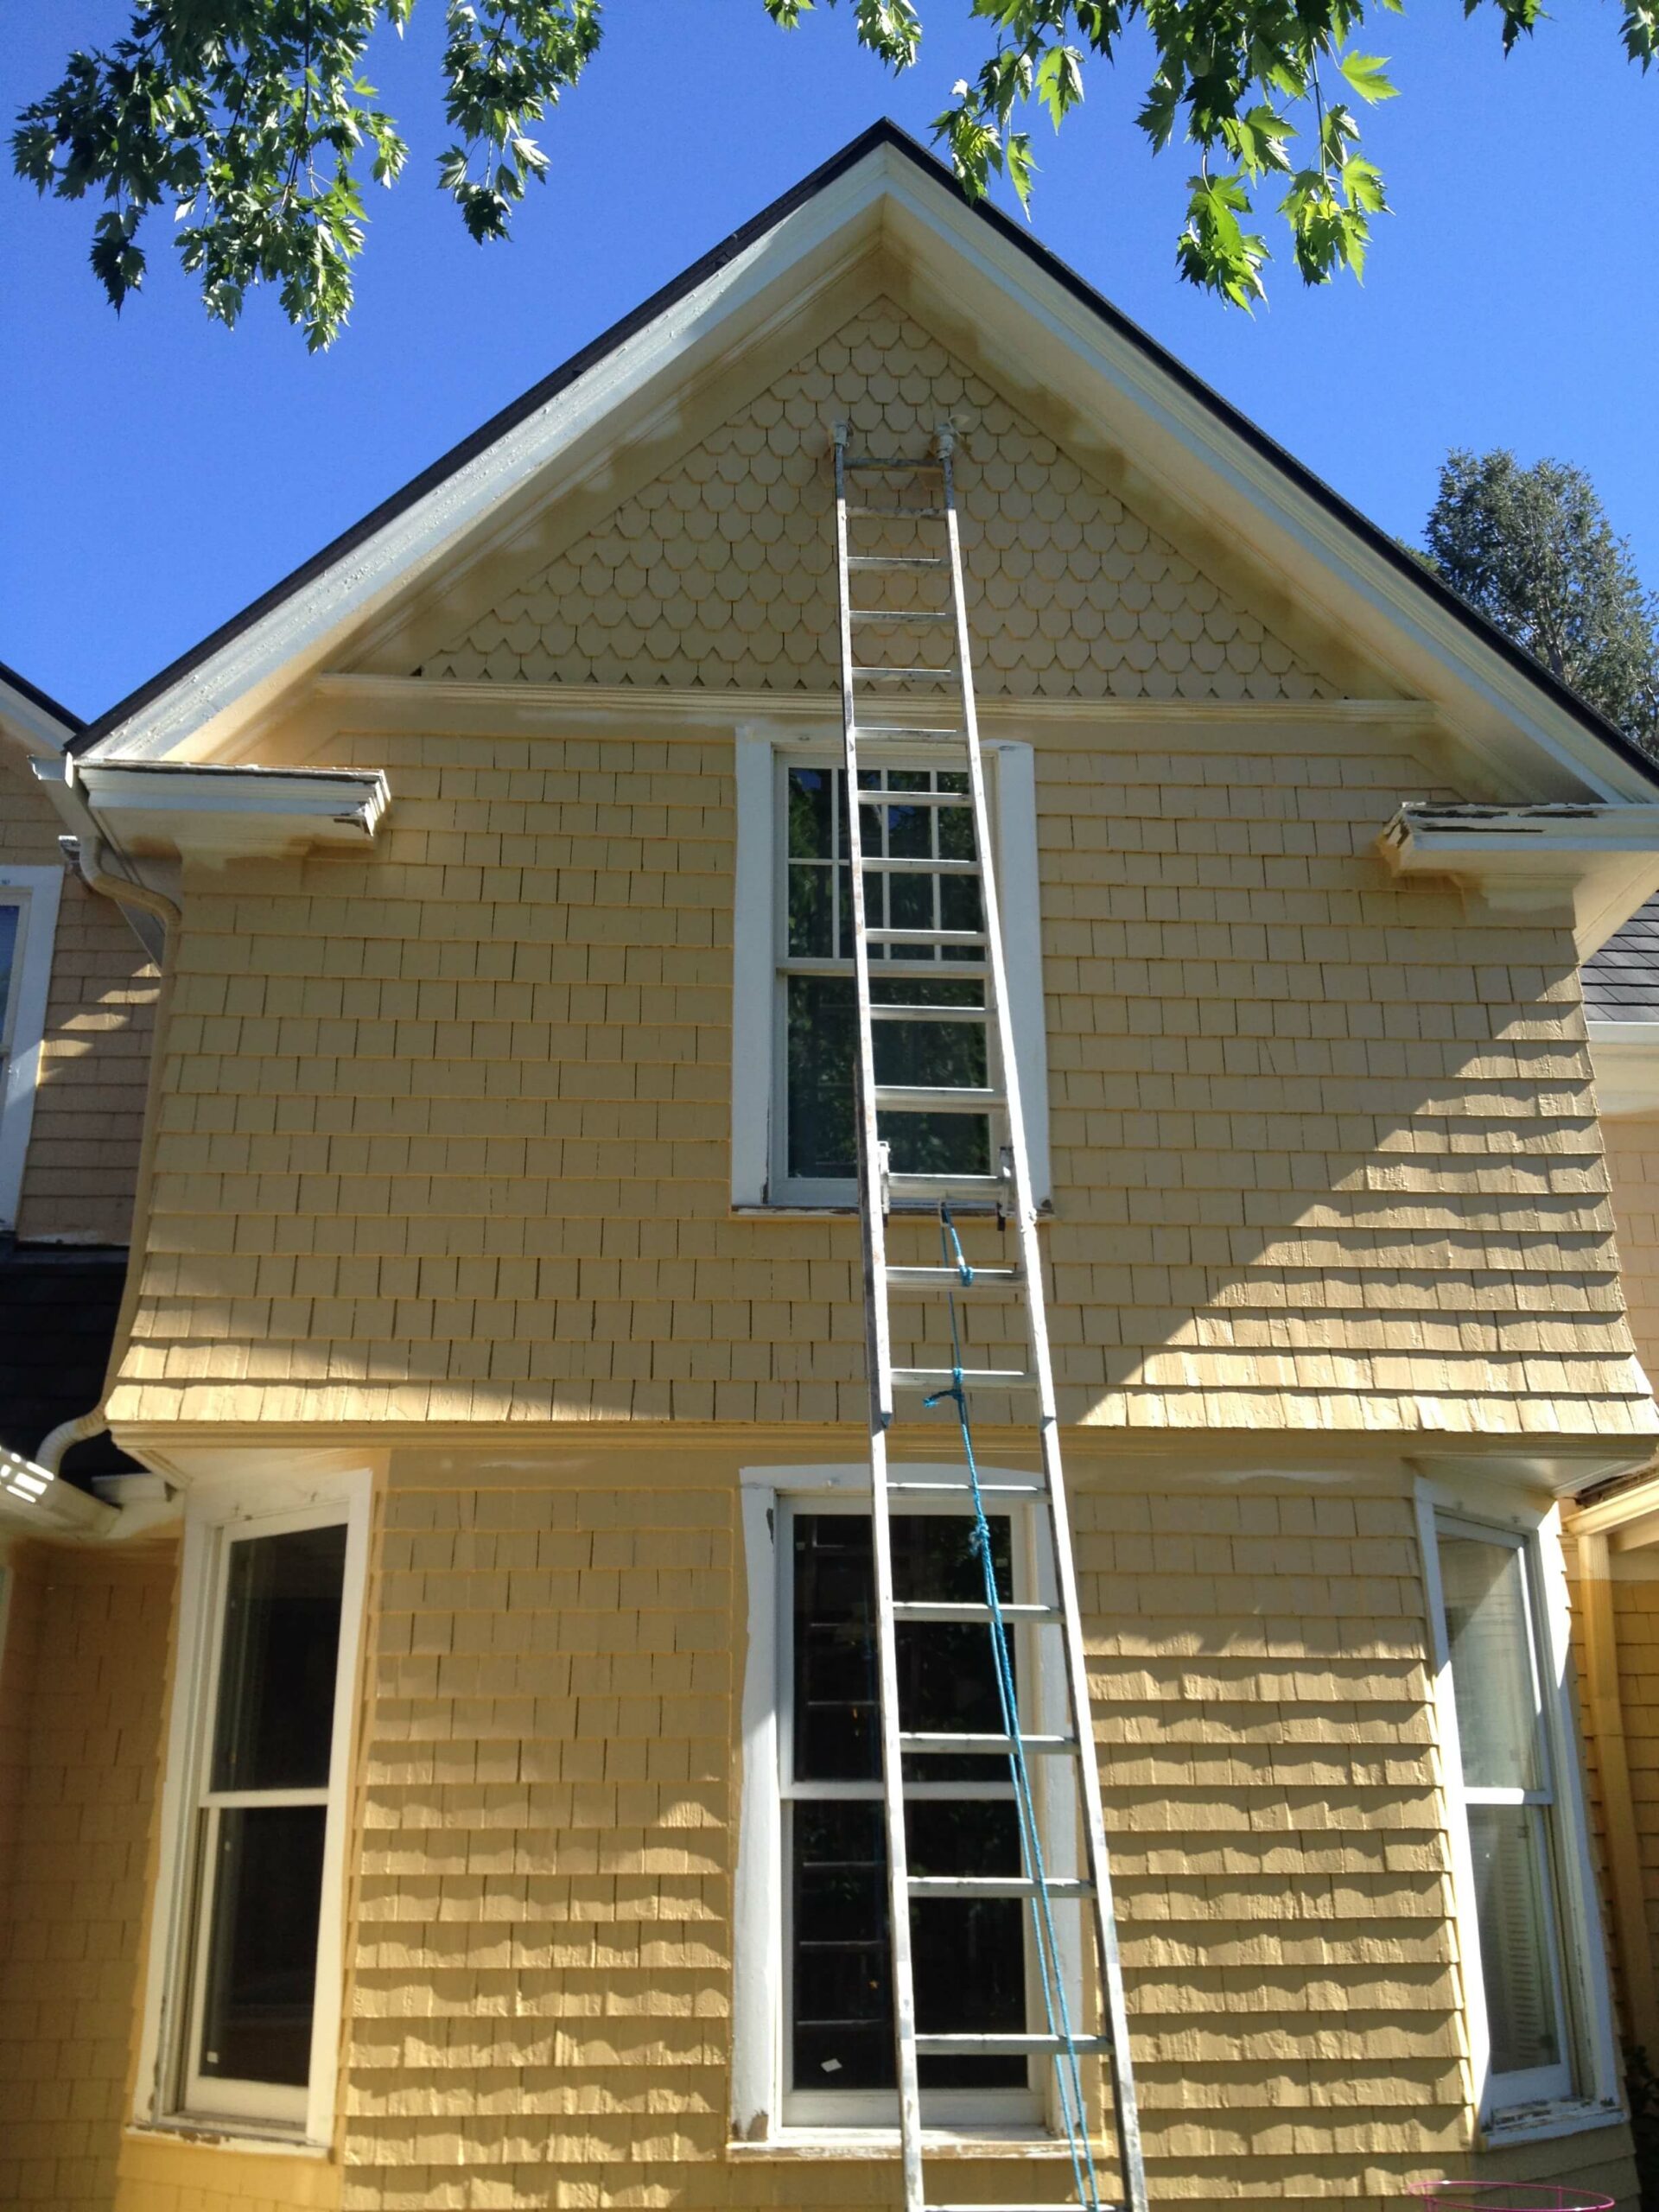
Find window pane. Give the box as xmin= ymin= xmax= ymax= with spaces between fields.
xmin=793 ymin=1515 xmax=1014 ymax=1784
xmin=1439 ymin=1535 xmax=1544 ymax=1792
xmin=785 ymin=976 xmax=991 ymax=1185
xmin=199 ymin=1804 xmax=326 ymax=2086
xmin=211 ymin=1525 xmax=346 ymax=1793
xmin=791 ymin=1798 xmax=1026 ymax=2092
xmin=0 ymin=904 xmax=18 ymax=1043
xmin=787 ymin=862 xmax=834 ymax=958
xmin=788 ymin=768 xmax=834 ymax=859
xmin=1467 ymin=1803 xmax=1564 ymax=2077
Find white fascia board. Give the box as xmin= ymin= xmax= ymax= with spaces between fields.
xmin=83 ymin=168 xmax=889 ymax=766
xmin=1377 ymin=801 xmax=1659 ymax=957
xmin=1588 ymin=1023 xmax=1659 ymax=1116
xmin=879 ymin=172 xmax=1657 ymax=806
xmin=48 ymin=759 xmax=391 ymax=860
xmin=0 ymin=676 xmax=77 ymax=760
xmin=1 ymin=1446 xmax=120 ymax=1540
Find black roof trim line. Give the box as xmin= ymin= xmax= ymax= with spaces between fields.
xmin=66 ymin=118 xmax=1659 ymax=792
xmin=0 ymin=658 xmax=86 ymax=734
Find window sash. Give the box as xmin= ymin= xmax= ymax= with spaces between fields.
xmin=772 ymin=755 xmax=997 ymax=1208
xmin=1433 ymin=1516 xmax=1577 ymax=2114
xmin=144 ymin=1493 xmax=363 ymax=2141
xmin=777 ymin=1495 xmax=1045 ymax=2128
xmin=0 ymin=868 xmax=63 ymax=1233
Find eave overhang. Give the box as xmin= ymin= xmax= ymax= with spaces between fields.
xmin=1378 ymin=802 xmax=1659 ymax=957
xmin=1 ymin=1446 xmax=119 ymax=1540
xmin=31 ymin=757 xmax=390 ymax=861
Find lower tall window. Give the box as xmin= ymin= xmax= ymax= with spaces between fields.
xmin=782 ymin=1503 xmax=1047 ymax=2127
xmin=146 ymin=1491 xmax=365 ymax=2139
xmin=1433 ymin=1518 xmax=1577 ymax=2113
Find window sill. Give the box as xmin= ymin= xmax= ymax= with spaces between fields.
xmin=126 ymin=2120 xmax=332 ymax=2160
xmin=728 ymin=2130 xmax=1077 ymax=2160
xmin=730 ymin=1203 xmax=1055 ymax=1221
xmin=1479 ymin=2096 xmax=1625 ymax=2149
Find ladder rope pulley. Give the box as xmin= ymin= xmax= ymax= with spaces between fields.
xmin=831 ymin=421 xmax=1147 ymax=2212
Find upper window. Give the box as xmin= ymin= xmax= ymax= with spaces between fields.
xmin=731 ymin=738 xmax=1048 ymax=1210
xmin=0 ymin=867 xmax=63 ymax=1232
xmin=141 ymin=1483 xmax=368 ymax=2143
xmin=1428 ymin=1513 xmax=1612 ymax=2125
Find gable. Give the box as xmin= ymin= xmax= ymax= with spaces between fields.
xmin=419 ymin=298 xmax=1338 ymax=704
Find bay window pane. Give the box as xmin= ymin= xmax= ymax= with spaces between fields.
xmin=211 ymin=1525 xmax=347 ymax=1793
xmin=1438 ymin=1535 xmax=1544 ymax=1792
xmin=199 ymin=1804 xmax=327 ymax=2086
xmin=1467 ymin=1803 xmax=1563 ymax=2076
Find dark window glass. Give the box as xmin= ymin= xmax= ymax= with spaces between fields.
xmin=199 ymin=1804 xmax=327 ymax=2085
xmin=211 ymin=1525 xmax=347 ymax=1792
xmin=792 ymin=1514 xmax=1014 ymax=1783
xmin=791 ymin=1798 xmax=1027 ymax=2091
xmin=785 ymin=976 xmax=991 ymax=1186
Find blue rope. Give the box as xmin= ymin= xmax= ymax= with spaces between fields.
xmin=925 ymin=1205 xmax=1103 ymax=2211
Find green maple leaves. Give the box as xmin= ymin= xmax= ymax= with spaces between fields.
xmin=10 ymin=0 xmax=1656 ymax=345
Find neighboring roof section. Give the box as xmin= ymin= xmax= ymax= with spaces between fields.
xmin=1586 ymin=895 xmax=1659 ymax=1022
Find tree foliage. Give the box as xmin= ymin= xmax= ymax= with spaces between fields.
xmin=12 ymin=0 xmax=1658 ymax=347
xmin=1421 ymin=448 xmax=1659 ymax=750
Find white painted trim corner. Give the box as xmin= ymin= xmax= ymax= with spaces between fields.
xmin=0 ymin=864 xmax=63 ymax=1231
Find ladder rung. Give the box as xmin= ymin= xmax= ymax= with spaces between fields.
xmin=899 ymin=1732 xmax=1078 ymax=1756
xmin=886 ymin=1262 xmax=1020 ymax=1289
xmin=868 ymin=1004 xmax=989 ymax=1025
xmin=848 ymin=554 xmax=949 ymax=570
xmin=860 ymin=855 xmax=980 ymax=875
xmin=849 ymin=502 xmax=948 ymax=518
xmin=906 ymin=1874 xmax=1094 ymax=1897
xmin=866 ymin=959 xmax=990 ymax=982
xmin=866 ymin=927 xmax=987 ymax=946
xmin=876 ymin=1084 xmax=1002 ymax=1115
xmin=885 ymin=1170 xmax=1006 ymax=1198
xmin=844 ymin=454 xmax=945 ymax=473
xmin=891 ymin=1368 xmax=1036 ymax=1393
xmin=892 ymin=1600 xmax=1059 ymax=1624
xmin=850 ymin=607 xmax=954 ymax=624
xmin=852 ymin=665 xmax=958 ymax=683
xmin=912 ymin=2032 xmax=1109 ymax=2056
xmin=886 ymin=1478 xmax=1047 ymax=1499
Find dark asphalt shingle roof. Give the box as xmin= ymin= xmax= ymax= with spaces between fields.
xmin=1584 ymin=897 xmax=1659 ymax=1020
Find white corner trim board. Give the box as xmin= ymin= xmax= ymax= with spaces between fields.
xmin=0 ymin=864 xmax=63 ymax=1232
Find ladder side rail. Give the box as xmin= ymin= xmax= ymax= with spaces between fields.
xmin=937 ymin=429 xmax=1148 ymax=2212
xmin=833 ymin=425 xmax=926 ymax=2211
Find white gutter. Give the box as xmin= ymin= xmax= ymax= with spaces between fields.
xmin=1 ymin=1446 xmax=120 ymax=1540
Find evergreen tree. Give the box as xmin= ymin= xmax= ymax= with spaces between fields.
xmin=1422 ymin=448 xmax=1659 ymax=750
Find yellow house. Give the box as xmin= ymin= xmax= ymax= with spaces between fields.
xmin=8 ymin=121 xmax=1659 ymax=2212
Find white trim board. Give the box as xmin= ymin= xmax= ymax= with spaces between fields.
xmin=0 ymin=865 xmax=63 ymax=1232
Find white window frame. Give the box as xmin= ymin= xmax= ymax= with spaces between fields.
xmin=1415 ymin=1481 xmax=1622 ymax=2145
xmin=734 ymin=1462 xmax=1082 ymax=2145
xmin=135 ymin=1466 xmax=372 ymax=2148
xmin=0 ymin=865 xmax=63 ymax=1232
xmin=731 ymin=731 xmax=1049 ymax=1211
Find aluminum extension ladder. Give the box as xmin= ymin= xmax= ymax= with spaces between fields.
xmin=830 ymin=422 xmax=1147 ymax=2212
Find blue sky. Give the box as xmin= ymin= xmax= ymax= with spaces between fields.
xmin=4 ymin=2 xmax=1656 ymax=723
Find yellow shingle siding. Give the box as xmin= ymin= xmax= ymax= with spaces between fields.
xmin=0 ymin=747 xmax=159 ymax=1245
xmin=0 ymin=1541 xmax=175 ymax=2212
xmin=421 ymin=300 xmax=1340 ymax=706
xmin=1612 ymin=1565 xmax=1659 ymax=2038
xmin=334 ymin=1449 xmax=1633 ymax=2209
xmin=105 ymin=721 xmax=1649 ymax=1436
